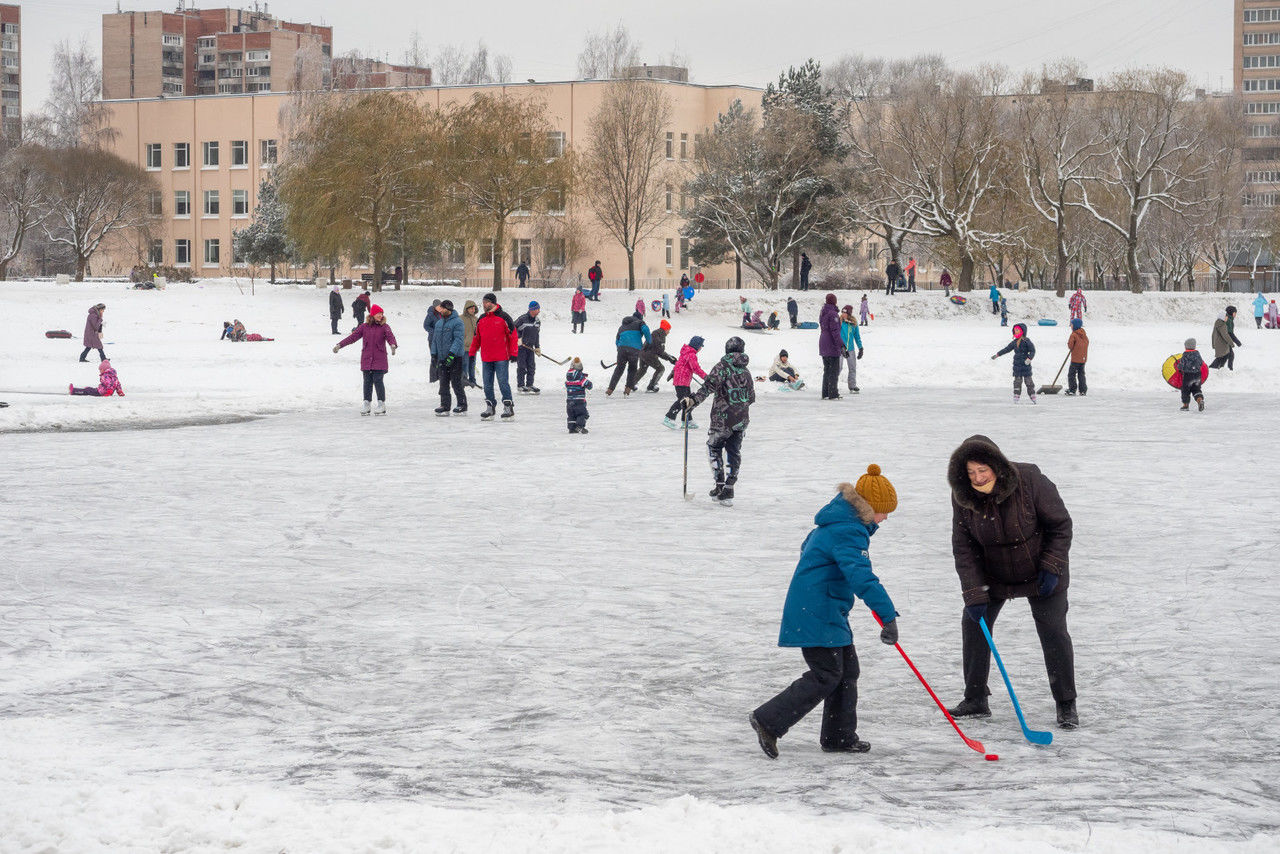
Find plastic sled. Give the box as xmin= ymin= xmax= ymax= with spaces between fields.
xmin=1037 ymin=319 xmax=1058 ymax=326
xmin=45 ymin=330 xmax=72 ymax=339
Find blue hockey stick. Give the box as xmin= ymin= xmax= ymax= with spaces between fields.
xmin=979 ymin=616 xmax=1053 ymax=746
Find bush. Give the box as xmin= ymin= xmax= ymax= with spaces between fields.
xmin=857 ymin=273 xmax=882 ymax=290
xmin=815 ymin=270 xmax=854 ymax=290
xmin=130 ymin=265 xmax=195 ymax=284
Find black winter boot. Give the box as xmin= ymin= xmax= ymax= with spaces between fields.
xmin=821 ymin=740 xmax=871 ymax=753
xmin=718 ymin=486 xmax=734 ymax=506
xmin=1056 ymin=700 xmax=1079 ymax=729
xmin=749 ymin=713 xmax=778 ymax=759
xmin=947 ymin=697 xmax=991 ymax=718
xmin=435 ymin=406 xmax=450 ymax=416
xmin=709 ymin=484 xmax=723 ymax=499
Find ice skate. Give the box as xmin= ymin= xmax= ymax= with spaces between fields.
xmin=373 ymin=400 xmax=386 ymax=415
xmin=360 ymin=400 xmax=372 ymax=416
xmin=434 ymin=406 xmax=450 ymax=416
xmin=947 ymin=697 xmax=991 ymax=718
xmin=452 ymin=406 xmax=467 ymax=415
xmin=1056 ymin=700 xmax=1079 ymax=730
xmin=501 ymin=400 xmax=515 ymax=420
xmin=480 ymin=401 xmax=496 ymax=420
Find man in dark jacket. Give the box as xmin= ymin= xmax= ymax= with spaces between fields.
xmin=587 ymin=261 xmax=603 ymax=301
xmin=817 ymin=293 xmax=844 ymax=400
xmin=799 ymin=252 xmax=812 ymax=291
xmin=430 ymin=300 xmax=467 ymax=415
xmin=945 ymin=435 xmax=1077 ymax=729
xmin=787 ymin=296 xmax=799 ymax=328
xmin=352 ymin=291 xmax=371 ymax=326
xmin=515 ymin=301 xmax=542 ymax=393
xmin=607 ymin=312 xmax=650 ymax=395
xmin=328 ymin=286 xmax=344 ymax=334
xmin=682 ymin=336 xmax=756 ymax=505
xmin=634 ymin=318 xmax=677 ymax=392
xmin=515 ymin=261 xmax=530 ymax=288
xmin=885 ymin=260 xmax=901 ymax=295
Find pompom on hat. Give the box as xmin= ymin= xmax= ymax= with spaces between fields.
xmin=855 ymin=464 xmax=898 ymax=514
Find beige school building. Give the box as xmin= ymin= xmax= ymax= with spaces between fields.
xmin=98 ymin=79 xmax=762 ymax=288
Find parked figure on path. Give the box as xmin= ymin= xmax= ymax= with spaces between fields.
xmin=818 ymin=293 xmax=843 ymax=400
xmin=607 ymin=311 xmax=650 ymax=395
xmin=681 ymin=336 xmax=756 ymax=506
xmin=905 ymin=257 xmax=917 ymax=292
xmin=431 ymin=300 xmax=467 ymax=416
xmin=80 ymin=303 xmax=107 ymax=363
xmin=992 ymin=322 xmax=1036 ymax=404
xmin=352 ymin=290 xmax=371 ymax=326
xmin=329 ymin=285 xmax=344 ymax=335
xmin=860 ymin=294 xmax=870 ymax=326
xmin=635 ymin=318 xmax=677 ymax=393
xmin=516 ymin=260 xmax=530 ymax=288
xmin=787 ymin=296 xmax=799 ymax=328
xmin=571 ymin=286 xmax=587 ymax=334
xmin=515 ymin=301 xmax=542 ymax=394
xmin=946 ymin=435 xmax=1077 ymax=729
xmin=940 ymin=269 xmax=953 ymax=297
xmin=750 ymin=468 xmax=901 ymax=758
xmin=1066 ymin=318 xmax=1088 ymax=396
xmin=334 ymin=303 xmax=398 ymax=416
xmin=1178 ymin=338 xmax=1207 ymax=411
xmin=469 ymin=293 xmax=519 ymax=420
xmin=1210 ymin=306 xmax=1242 ymax=370
xmin=1069 ymin=288 xmax=1088 ymax=323
xmin=839 ymin=304 xmax=864 ymax=394
xmin=1252 ymin=292 xmax=1267 ymax=329
xmin=565 ymin=358 xmax=592 ymax=434
xmin=885 ymin=259 xmax=900 ymax=295
xmin=663 ymin=336 xmax=707 ymax=428
xmin=800 ymin=252 xmax=812 ymax=291
xmin=587 ymin=261 xmax=603 ymax=301
xmin=70 ymin=359 xmax=125 ymax=397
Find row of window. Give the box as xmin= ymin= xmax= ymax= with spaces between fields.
xmin=1244 ymin=78 xmax=1280 ymax=91
xmin=664 ymin=238 xmax=691 ymax=269
xmin=0 ymin=23 xmax=18 ymax=35
xmin=1244 ymin=54 xmax=1280 ymax=68
xmin=151 ymin=238 xmax=224 ymax=266
xmin=1245 ymin=8 xmax=1280 ymax=22
xmin=664 ymin=131 xmax=691 ymax=160
xmin=152 ymin=188 xmax=250 ymax=217
xmin=1250 ymin=122 xmax=1280 ymax=137
xmin=1244 ymin=31 xmax=1280 ymax=45
xmin=1244 ymin=192 xmax=1279 ymax=206
xmin=1246 ymin=170 xmax=1280 ymax=183
xmin=146 ymin=139 xmax=277 ymax=169
xmin=1246 ymin=101 xmax=1280 ymax=114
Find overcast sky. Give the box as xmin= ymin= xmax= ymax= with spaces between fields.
xmin=21 ymin=0 xmax=1233 ymax=113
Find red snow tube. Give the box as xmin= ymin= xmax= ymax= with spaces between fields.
xmin=45 ymin=330 xmax=72 ymax=338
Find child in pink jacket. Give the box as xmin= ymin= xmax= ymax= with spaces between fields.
xmin=571 ymin=287 xmax=587 ymax=333
xmin=70 ymin=360 xmax=125 ymax=396
xmin=663 ymin=336 xmax=707 ymax=428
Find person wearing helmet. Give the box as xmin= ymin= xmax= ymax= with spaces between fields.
xmin=682 ymin=336 xmax=756 ymax=506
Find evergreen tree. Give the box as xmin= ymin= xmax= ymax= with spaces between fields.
xmin=234 ymin=175 xmax=294 ymax=283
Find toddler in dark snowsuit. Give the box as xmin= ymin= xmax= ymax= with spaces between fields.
xmin=565 ymin=358 xmax=592 ymax=433
xmin=1179 ymin=338 xmax=1206 ymax=412
xmin=992 ymin=322 xmax=1036 ymax=403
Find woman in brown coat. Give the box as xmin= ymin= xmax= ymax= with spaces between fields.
xmin=80 ymin=303 xmax=107 ymax=363
xmin=945 ymin=434 xmax=1078 ymax=729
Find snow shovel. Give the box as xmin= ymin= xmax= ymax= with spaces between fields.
xmin=1037 ymin=354 xmax=1070 ymax=395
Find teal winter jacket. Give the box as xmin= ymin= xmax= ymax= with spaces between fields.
xmin=840 ymin=319 xmax=863 ymax=350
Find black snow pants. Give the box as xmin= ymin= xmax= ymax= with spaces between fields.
xmin=821 ymin=355 xmax=841 ymax=399
xmin=633 ymin=352 xmax=666 ymax=390
xmin=439 ymin=357 xmax=466 ymax=411
xmin=1180 ymin=378 xmax=1203 ymax=406
xmin=961 ymin=592 xmax=1076 ymax=704
xmin=362 ymin=369 xmax=387 ymax=402
xmin=608 ymin=346 xmax=641 ymax=392
xmin=665 ymin=385 xmax=692 ymax=421
xmin=1067 ymin=363 xmax=1086 ymax=395
xmin=566 ymin=399 xmax=589 ymax=431
xmin=753 ymin=645 xmax=861 ymax=750
xmin=517 ymin=347 xmax=536 ymax=388
xmin=708 ymin=428 xmax=744 ymax=486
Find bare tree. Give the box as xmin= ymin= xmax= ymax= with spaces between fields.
xmin=0 ymin=146 xmax=51 ymax=280
xmin=581 ymin=80 xmax=673 ymax=290
xmin=432 ymin=42 xmax=513 ymax=86
xmin=30 ymin=38 xmax=115 ymax=149
xmin=577 ymin=24 xmax=641 ymax=80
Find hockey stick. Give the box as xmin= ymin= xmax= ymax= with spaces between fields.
xmin=521 ymin=345 xmax=569 ymax=365
xmin=979 ymin=616 xmax=1053 ymax=746
xmin=682 ymin=406 xmax=691 ymax=500
xmin=872 ymin=613 xmax=995 ymax=760
xmin=601 ymin=360 xmax=616 ymax=370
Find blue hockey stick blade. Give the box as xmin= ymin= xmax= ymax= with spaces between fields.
xmin=979 ymin=616 xmax=1054 ymax=746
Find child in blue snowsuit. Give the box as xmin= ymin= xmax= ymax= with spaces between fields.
xmin=999 ymin=296 xmax=1009 ymax=327
xmin=565 ymin=358 xmax=592 ymax=433
xmin=992 ymin=322 xmax=1036 ymax=403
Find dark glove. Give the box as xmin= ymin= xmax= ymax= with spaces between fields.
xmin=857 ymin=348 xmax=864 ymax=360
xmin=965 ymin=603 xmax=988 ymax=623
xmin=990 ymin=355 xmax=998 ymax=360
xmin=1037 ymin=570 xmax=1060 ymax=598
xmin=443 ymin=355 xmax=456 ymax=369
xmin=879 ymin=618 xmax=898 ymax=646
xmin=841 ymin=348 xmax=849 ymax=358
xmin=509 ymin=357 xmax=517 ymax=364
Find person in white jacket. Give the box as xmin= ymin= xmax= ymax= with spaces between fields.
xmin=768 ymin=350 xmax=805 ymax=390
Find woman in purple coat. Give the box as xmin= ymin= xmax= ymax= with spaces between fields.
xmin=334 ymin=303 xmax=398 ymax=415
xmin=80 ymin=303 xmax=107 ymax=363
xmin=818 ymin=293 xmax=844 ymax=400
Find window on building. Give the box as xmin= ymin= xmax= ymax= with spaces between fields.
xmin=173 ymin=143 xmax=190 ymax=169
xmin=680 ymin=133 xmax=688 ymax=160
xmin=232 ymin=189 xmax=249 ymax=216
xmin=202 ymin=141 xmax=219 ymax=167
xmin=680 ymin=238 xmax=690 ymax=270
xmin=1244 ymin=54 xmax=1280 ymax=69
xmin=175 ymin=239 xmax=191 ymax=265
xmin=511 ymin=238 xmax=531 ymax=266
xmin=203 ymin=190 xmax=220 ymax=216
xmin=1245 ymin=192 xmax=1279 ymax=206
xmin=665 ymin=238 xmax=674 ymax=267
xmin=145 ymin=143 xmax=162 ymax=170
xmin=447 ymin=241 xmax=466 ymax=266
xmin=1245 ymin=31 xmax=1280 ymax=45
xmin=246 ymin=49 xmax=271 ymax=62
xmin=162 ymin=33 xmax=183 ymax=47
xmin=665 ymin=185 xmax=673 ymax=213
xmin=260 ymin=139 xmax=277 ymax=165
xmin=1246 ymin=102 xmax=1280 ymax=114
xmin=147 ymin=190 xmax=163 ymax=216
xmin=679 ymin=193 xmax=687 ymax=213
xmin=546 ymin=186 xmax=566 ymax=213
xmin=543 ymin=239 xmax=566 ymax=268
xmin=666 ymin=132 xmax=674 ymax=159
xmin=204 ymin=238 xmax=221 ymax=266
xmin=479 ymin=239 xmax=495 ymax=267
xmin=148 ymin=239 xmax=164 ymax=265
xmin=1247 ymin=171 xmax=1280 ymax=183
xmin=1250 ymin=123 xmax=1280 ymax=137
xmin=1244 ymin=8 xmax=1280 ymax=23
xmin=231 ymin=140 xmax=249 ymax=166
xmin=174 ymin=190 xmax=191 ymax=217
xmin=546 ymin=131 xmax=566 ymax=159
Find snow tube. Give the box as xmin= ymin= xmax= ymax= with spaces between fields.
xmin=949 ymin=295 xmax=967 ymax=306
xmin=45 ymin=330 xmax=73 ymax=338
xmin=1037 ymin=319 xmax=1058 ymax=326
xmin=650 ymin=300 xmax=662 ymax=313
xmin=683 ymin=286 xmax=695 ymax=300
xmin=1163 ymin=354 xmax=1209 ymax=389
xmin=797 ymin=321 xmax=819 ymax=329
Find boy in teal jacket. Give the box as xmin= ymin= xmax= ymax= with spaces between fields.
xmin=750 ymin=467 xmax=901 ymax=758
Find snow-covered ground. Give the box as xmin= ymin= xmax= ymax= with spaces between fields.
xmin=2 ymin=280 xmax=1278 ymax=852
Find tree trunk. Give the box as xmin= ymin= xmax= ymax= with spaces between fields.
xmin=627 ymin=248 xmax=635 ymax=291
xmin=75 ymin=254 xmax=87 ymax=282
xmin=791 ymin=248 xmax=800 ymax=290
xmin=0 ymin=259 xmax=8 ymax=281
xmin=269 ymin=262 xmax=277 ymax=284
xmin=956 ymin=254 xmax=975 ymax=292
xmin=735 ymin=256 xmax=742 ymax=290
xmin=1125 ymin=236 xmax=1141 ymax=294
xmin=492 ymin=219 xmax=504 ymax=292
xmin=1054 ymin=220 xmax=1068 ymax=297
xmin=329 ymin=264 xmax=336 ymax=285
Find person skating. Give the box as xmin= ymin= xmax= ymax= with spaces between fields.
xmin=334 ymin=303 xmax=398 ymax=415
xmin=352 ymin=290 xmax=371 ymax=327
xmin=423 ymin=299 xmax=442 ymax=383
xmin=462 ymin=300 xmax=480 ymax=388
xmin=768 ymin=350 xmax=804 ymax=390
xmin=663 ymin=335 xmax=707 ymax=428
xmin=1065 ymin=318 xmax=1088 ymax=396
xmin=839 ymin=304 xmax=864 ymax=394
xmin=859 ymin=294 xmax=870 ymax=326
xmin=635 ymin=319 xmax=677 ymax=393
xmin=800 ymin=252 xmax=812 ymax=291
xmin=1210 ymin=306 xmax=1242 ymax=370
xmin=992 ymin=323 xmax=1036 ymax=404
xmin=515 ymin=260 xmax=530 ymax=288
xmin=1178 ymin=338 xmax=1206 ymax=412
xmin=469 ymin=293 xmax=519 ymax=420
xmin=69 ymin=359 xmax=125 ymax=397
xmin=565 ymin=357 xmax=592 ymax=434
xmin=885 ymin=259 xmax=900 ymax=295
xmin=607 ymin=311 xmax=650 ymax=396
xmin=680 ymin=336 xmax=755 ymax=505
xmin=329 ymin=285 xmax=345 ymax=335
xmin=818 ymin=293 xmax=843 ymax=400
xmin=587 ymin=261 xmax=603 ymax=301
xmin=1069 ymin=287 xmax=1088 ymax=323
xmin=787 ymin=296 xmax=799 ymax=329
xmin=80 ymin=303 xmax=107 ymax=363
xmin=1254 ymin=292 xmax=1268 ymax=329
xmin=749 ymin=468 xmax=901 ymax=758
xmin=945 ymin=435 xmax=1077 ymax=729
xmin=431 ymin=300 xmax=467 ymax=416
xmin=515 ymin=301 xmax=542 ymax=393
xmin=570 ymin=286 xmax=587 ymax=334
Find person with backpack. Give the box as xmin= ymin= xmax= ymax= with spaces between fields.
xmin=468 ymin=293 xmax=519 ymax=420
xmin=352 ymin=290 xmax=371 ymax=326
xmin=587 ymin=261 xmax=603 ymax=301
xmin=680 ymin=336 xmax=755 ymax=506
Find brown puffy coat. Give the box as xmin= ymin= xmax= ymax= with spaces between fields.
xmin=1067 ymin=328 xmax=1089 ymax=363
xmin=948 ymin=435 xmax=1072 ymax=606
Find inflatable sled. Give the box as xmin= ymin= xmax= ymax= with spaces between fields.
xmin=1037 ymin=319 xmax=1058 ymax=326
xmin=1162 ymin=353 xmax=1209 ymax=389
xmin=797 ymin=321 xmax=818 ymax=329
xmin=650 ymin=300 xmax=662 ymax=313
xmin=949 ymin=295 xmax=967 ymax=306
xmin=45 ymin=330 xmax=72 ymax=339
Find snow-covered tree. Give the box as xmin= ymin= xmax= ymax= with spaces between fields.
xmin=235 ymin=174 xmax=295 ymax=283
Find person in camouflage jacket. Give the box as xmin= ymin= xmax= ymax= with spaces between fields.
xmin=683 ymin=337 xmax=756 ymax=503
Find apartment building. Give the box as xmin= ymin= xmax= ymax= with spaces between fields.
xmin=0 ymin=4 xmax=19 ymax=143
xmin=332 ymin=57 xmax=431 ymax=90
xmin=102 ymin=7 xmax=332 ymax=100
xmin=97 ymin=79 xmax=760 ymax=286
xmin=1236 ymin=0 xmax=1280 ymax=207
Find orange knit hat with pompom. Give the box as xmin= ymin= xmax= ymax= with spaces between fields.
xmin=855 ymin=464 xmax=898 ymax=514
